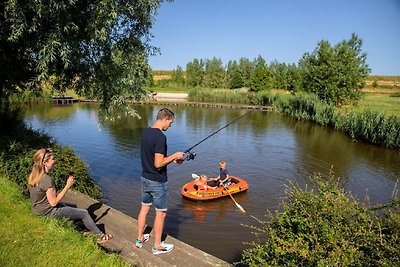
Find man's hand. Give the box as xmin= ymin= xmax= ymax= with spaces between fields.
xmin=174 ymin=152 xmax=185 ymax=164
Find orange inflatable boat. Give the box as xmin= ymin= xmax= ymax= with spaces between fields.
xmin=180 ymin=175 xmax=249 ymax=201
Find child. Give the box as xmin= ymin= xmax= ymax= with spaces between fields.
xmin=195 ymin=175 xmax=217 ymax=191
xmin=210 ymin=160 xmax=231 ymax=187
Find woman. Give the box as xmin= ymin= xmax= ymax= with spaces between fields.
xmin=28 ymin=148 xmax=112 ymax=242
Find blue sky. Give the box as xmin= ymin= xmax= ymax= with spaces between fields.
xmin=148 ymin=0 xmax=400 ymax=76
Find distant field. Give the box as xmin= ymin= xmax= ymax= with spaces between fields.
xmin=153 ymin=71 xmax=400 ymax=88
xmin=152 ymin=70 xmax=175 ymax=81
xmin=152 ymin=70 xmax=174 ymax=81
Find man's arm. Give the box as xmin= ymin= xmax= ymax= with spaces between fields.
xmin=154 ymin=152 xmax=184 ymax=169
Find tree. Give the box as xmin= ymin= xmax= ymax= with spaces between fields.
xmin=203 ymin=57 xmax=226 ymax=88
xmin=171 ymin=65 xmax=185 ymax=86
xmin=250 ymin=56 xmax=273 ymax=92
xmin=239 ymin=57 xmax=254 ymax=88
xmin=269 ymin=60 xmax=288 ymax=89
xmin=186 ymin=58 xmax=204 ymax=87
xmin=227 ymin=60 xmax=244 ymax=89
xmin=299 ymin=33 xmax=370 ymax=106
xmin=0 ymin=0 xmax=169 ymax=111
xmin=286 ymin=63 xmax=301 ymax=91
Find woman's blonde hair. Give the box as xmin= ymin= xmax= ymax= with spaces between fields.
xmin=28 ymin=148 xmax=53 ymax=187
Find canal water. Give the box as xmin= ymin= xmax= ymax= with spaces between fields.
xmin=23 ymin=103 xmax=400 ymax=263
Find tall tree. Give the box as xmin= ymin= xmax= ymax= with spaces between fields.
xmin=171 ymin=65 xmax=185 ymax=86
xmin=299 ymin=33 xmax=370 ymax=106
xmin=186 ymin=58 xmax=204 ymax=87
xmin=239 ymin=57 xmax=254 ymax=88
xmin=250 ymin=56 xmax=272 ymax=92
xmin=203 ymin=57 xmax=226 ymax=88
xmin=0 ymin=0 xmax=169 ymax=111
xmin=227 ymin=60 xmax=244 ymax=89
xmin=269 ymin=60 xmax=288 ymax=89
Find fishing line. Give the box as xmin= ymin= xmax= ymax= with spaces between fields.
xmin=183 ymin=108 xmax=254 ymax=161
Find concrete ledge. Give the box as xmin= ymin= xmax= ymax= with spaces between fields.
xmin=64 ymin=190 xmax=231 ymax=267
xmin=153 ymin=92 xmax=188 ymax=100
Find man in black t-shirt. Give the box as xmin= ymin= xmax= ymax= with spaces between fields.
xmin=135 ymin=108 xmax=184 ymax=255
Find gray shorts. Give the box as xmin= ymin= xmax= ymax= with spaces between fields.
xmin=141 ymin=176 xmax=169 ymax=211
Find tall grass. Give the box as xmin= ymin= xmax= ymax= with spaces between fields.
xmin=8 ymin=89 xmax=53 ymax=103
xmin=189 ymin=88 xmax=254 ymax=104
xmin=272 ymin=93 xmax=400 ymax=148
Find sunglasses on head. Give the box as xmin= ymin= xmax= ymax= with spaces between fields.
xmin=41 ymin=148 xmax=52 ymax=163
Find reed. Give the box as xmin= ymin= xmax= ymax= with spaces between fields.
xmin=342 ymin=110 xmax=400 ymax=148
xmin=269 ymin=93 xmax=400 ymax=148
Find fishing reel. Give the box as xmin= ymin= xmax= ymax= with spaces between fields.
xmin=184 ymin=151 xmax=196 ymax=161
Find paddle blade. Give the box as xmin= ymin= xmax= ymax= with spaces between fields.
xmin=236 ymin=203 xmax=246 ymax=213
xmin=192 ymin=173 xmax=200 ymax=179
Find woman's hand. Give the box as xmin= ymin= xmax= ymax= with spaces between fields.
xmin=66 ymin=175 xmax=75 ymax=189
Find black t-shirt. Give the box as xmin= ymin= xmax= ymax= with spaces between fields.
xmin=220 ymin=168 xmax=228 ymax=180
xmin=141 ymin=127 xmax=168 ymax=182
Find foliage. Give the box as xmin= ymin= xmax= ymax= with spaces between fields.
xmin=1 ymin=0 xmax=169 ymax=111
xmin=186 ymin=58 xmax=205 ymax=87
xmin=390 ymin=92 xmax=400 ymax=97
xmin=171 ymin=65 xmax=186 ymax=86
xmin=241 ymin=172 xmax=400 ymax=266
xmin=227 ymin=60 xmax=244 ymax=89
xmin=299 ymin=33 xmax=370 ymax=106
xmin=0 ymin=107 xmax=101 ymax=199
xmin=203 ymin=57 xmax=226 ymax=88
xmin=239 ymin=57 xmax=255 ymax=87
xmin=341 ymin=109 xmax=400 ymax=148
xmin=188 ymin=88 xmax=252 ymax=104
xmin=269 ymin=60 xmax=289 ymax=89
xmin=250 ymin=56 xmax=273 ymax=92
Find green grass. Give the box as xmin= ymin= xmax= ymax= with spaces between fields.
xmin=0 ymin=175 xmax=131 ymax=267
xmin=354 ymin=93 xmax=400 ymax=117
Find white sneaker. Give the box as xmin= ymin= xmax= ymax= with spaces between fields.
xmin=135 ymin=233 xmax=150 ymax=248
xmin=152 ymin=241 xmax=174 ymax=255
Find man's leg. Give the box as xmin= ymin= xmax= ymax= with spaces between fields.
xmin=137 ymin=204 xmax=151 ymax=240
xmin=153 ymin=210 xmax=166 ymax=248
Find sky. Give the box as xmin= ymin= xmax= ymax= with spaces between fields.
xmin=148 ymin=0 xmax=400 ymax=76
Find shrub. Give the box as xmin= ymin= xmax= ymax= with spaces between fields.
xmin=0 ymin=108 xmax=102 ymax=199
xmin=241 ymin=172 xmax=400 ymax=266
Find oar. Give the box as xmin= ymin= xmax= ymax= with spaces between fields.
xmin=192 ymin=173 xmax=246 ymax=213
xmin=223 ymin=186 xmax=246 ymax=213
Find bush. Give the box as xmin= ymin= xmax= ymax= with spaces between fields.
xmin=0 ymin=107 xmax=102 ymax=199
xmin=241 ymin=172 xmax=400 ymax=266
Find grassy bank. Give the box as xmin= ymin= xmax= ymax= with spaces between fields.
xmin=0 ymin=174 xmax=130 ymax=267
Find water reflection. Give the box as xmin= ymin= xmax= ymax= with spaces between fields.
xmin=23 ymin=102 xmax=400 ymax=263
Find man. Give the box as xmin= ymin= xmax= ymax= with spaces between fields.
xmin=136 ymin=108 xmax=184 ymax=255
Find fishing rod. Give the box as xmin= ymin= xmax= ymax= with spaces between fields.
xmin=182 ymin=108 xmax=254 ymax=161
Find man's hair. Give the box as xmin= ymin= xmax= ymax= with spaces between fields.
xmin=157 ymin=108 xmax=175 ymax=120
